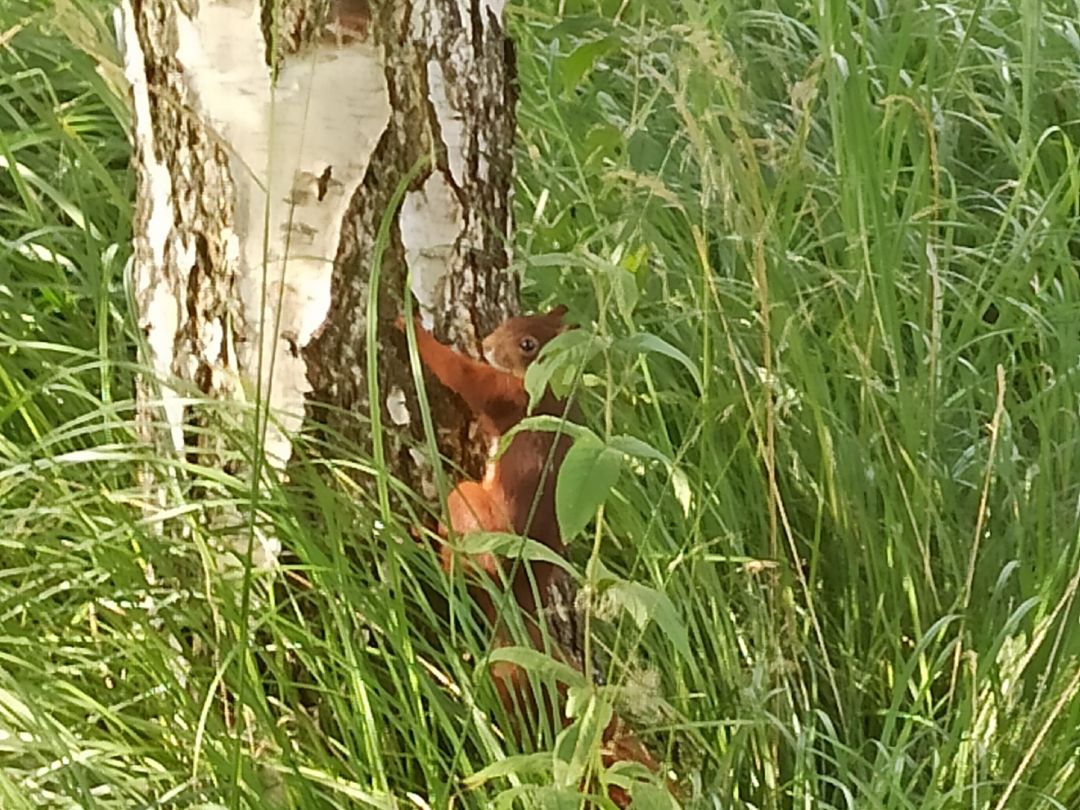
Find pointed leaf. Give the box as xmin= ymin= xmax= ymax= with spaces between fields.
xmin=629 ymin=782 xmax=682 ymax=809
xmin=620 ymin=332 xmax=703 ymax=392
xmin=561 ymin=35 xmax=620 ymax=95
xmin=604 ymin=579 xmax=691 ymax=663
xmin=463 ymin=753 xmax=551 ymax=789
xmin=556 ymin=434 xmax=623 ymax=539
xmin=609 ymin=434 xmax=671 ymax=465
xmin=611 ymin=266 xmax=639 ymax=323
xmin=524 ymin=328 xmax=594 ymax=407
xmin=457 ymin=532 xmax=579 ymax=578
xmin=527 ymin=786 xmax=590 ymax=810
xmin=486 ymin=646 xmax=588 ymax=689
xmin=558 ymin=689 xmax=611 ymax=789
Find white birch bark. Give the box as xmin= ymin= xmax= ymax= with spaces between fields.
xmin=120 ymin=0 xmax=519 ymax=569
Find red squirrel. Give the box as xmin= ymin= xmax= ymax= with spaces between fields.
xmin=397 ymin=306 xmax=669 ymax=805
xmin=399 ymin=305 xmax=575 ymax=617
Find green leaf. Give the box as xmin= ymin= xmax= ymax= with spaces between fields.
xmin=523 ymin=348 xmax=557 ymax=411
xmin=603 ymin=579 xmax=691 ymax=663
xmin=556 ymin=434 xmax=624 ymax=539
xmin=486 ymin=646 xmax=588 ymax=689
xmin=609 ymin=434 xmax=671 ymax=465
xmin=611 ymin=266 xmax=639 ymax=324
xmin=492 ymin=785 xmax=533 ymax=810
xmin=564 ymin=683 xmax=592 ymax=719
xmin=561 ymin=35 xmax=620 ymax=95
xmin=603 ymin=758 xmax=657 ymax=784
xmin=523 ymin=330 xmax=582 ymax=405
xmin=584 ymin=123 xmax=624 ymax=165
xmin=549 ymin=13 xmax=614 ymax=38
xmin=555 ymin=688 xmax=612 ymax=789
xmin=670 ymin=466 xmax=693 ymax=517
xmin=552 ymin=721 xmax=582 ymax=787
xmin=619 ymin=332 xmax=703 ymax=392
xmin=526 ymin=786 xmax=590 ymax=810
xmin=497 ymin=416 xmax=594 ymax=458
xmin=524 ymin=328 xmax=592 ymax=408
xmin=525 ymin=252 xmax=590 ymax=268
xmin=628 ymin=782 xmax=682 ymax=809
xmin=456 ymin=532 xmax=579 ymax=578
xmin=463 ymin=753 xmax=552 ymax=789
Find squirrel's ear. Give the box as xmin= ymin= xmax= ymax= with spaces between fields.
xmin=546 ymin=304 xmax=569 ymax=320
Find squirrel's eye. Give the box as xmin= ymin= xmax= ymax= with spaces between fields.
xmin=519 ymin=337 xmax=538 ymax=354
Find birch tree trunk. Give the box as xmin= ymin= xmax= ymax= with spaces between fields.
xmin=121 ymin=0 xmax=519 ymax=568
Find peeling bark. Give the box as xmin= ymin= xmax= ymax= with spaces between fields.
xmin=123 ymin=0 xmax=519 ymax=567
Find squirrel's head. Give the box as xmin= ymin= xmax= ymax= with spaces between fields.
xmin=482 ymin=305 xmax=570 ymax=378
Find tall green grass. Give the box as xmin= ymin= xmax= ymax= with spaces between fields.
xmin=2 ymin=0 xmax=1079 ymax=807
